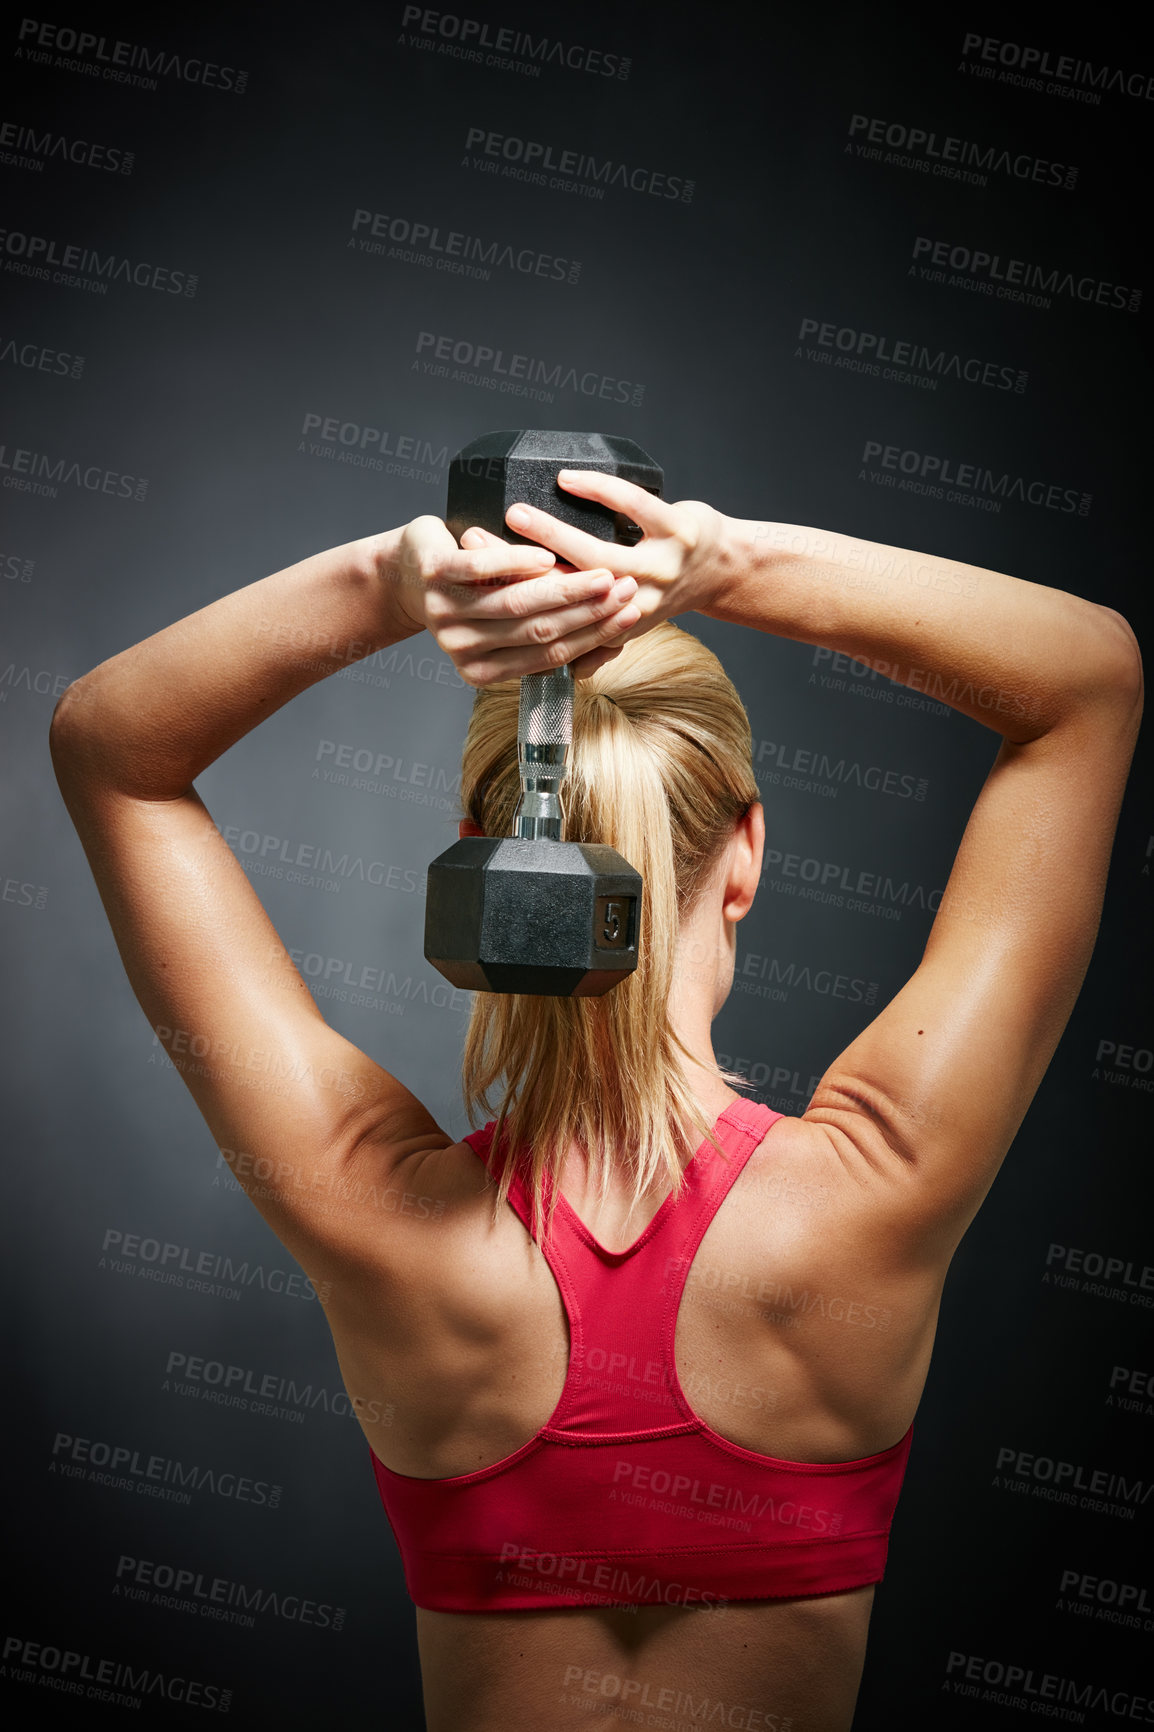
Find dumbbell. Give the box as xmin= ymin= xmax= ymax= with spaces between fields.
xmin=423 ymin=429 xmax=663 ymax=996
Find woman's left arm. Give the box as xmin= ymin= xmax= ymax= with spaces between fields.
xmin=47 ymin=521 xmax=633 ymax=1271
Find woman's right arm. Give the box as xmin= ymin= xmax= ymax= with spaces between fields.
xmin=701 ymin=514 xmax=1135 ymax=743
xmin=702 ymin=515 xmax=1142 ymax=1256
xmin=422 ymin=478 xmax=1142 ymax=1258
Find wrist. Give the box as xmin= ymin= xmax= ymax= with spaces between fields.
xmin=361 ymin=527 xmax=426 ymax=640
xmin=696 ymin=512 xmax=772 ymax=621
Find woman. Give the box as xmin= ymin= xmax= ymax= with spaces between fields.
xmin=49 ymin=470 xmax=1142 ymax=1732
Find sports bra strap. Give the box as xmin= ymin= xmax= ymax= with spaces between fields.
xmin=464 ymin=1100 xmax=782 ymax=1436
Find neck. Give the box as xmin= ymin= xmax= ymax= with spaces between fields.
xmin=666 ymin=910 xmax=738 ymax=1121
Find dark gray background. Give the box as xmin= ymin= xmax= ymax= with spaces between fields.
xmin=2 ymin=4 xmax=1151 ymax=1725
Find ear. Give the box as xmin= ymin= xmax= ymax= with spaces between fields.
xmin=722 ymin=802 xmax=764 ymax=921
xmin=459 ymin=818 xmax=485 ymax=839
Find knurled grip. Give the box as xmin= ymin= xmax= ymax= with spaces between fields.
xmin=513 ymin=665 xmax=572 ymax=839
xmin=518 ymin=666 xmax=573 ymax=747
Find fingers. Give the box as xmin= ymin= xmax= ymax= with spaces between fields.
xmin=446 ymin=588 xmax=641 ymax=684
xmin=425 ymin=565 xmax=618 ymax=627
xmin=554 ymin=469 xmax=675 ymax=539
xmin=437 ymin=541 xmax=556 ymax=582
xmin=502 ymin=501 xmax=637 ymax=572
xmin=462 ymin=521 xmax=580 ymax=577
xmin=457 ymin=523 xmax=588 ymax=592
xmin=456 ymin=525 xmax=522 ymax=588
xmin=422 ymin=510 xmax=651 ymax=684
xmin=571 ymin=643 xmax=625 ymax=680
xmin=499 ymin=568 xmax=622 ymax=618
xmin=462 ymin=612 xmax=640 ymax=684
xmin=437 ymin=577 xmax=638 ymax=649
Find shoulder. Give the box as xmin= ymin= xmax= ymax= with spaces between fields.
xmin=741 ymin=1113 xmax=843 ymax=1209
xmin=354 ymin=1127 xmax=496 ymax=1229
xmin=324 ymin=1125 xmax=561 ymax=1347
xmin=740 ymin=1109 xmax=932 ymax=1262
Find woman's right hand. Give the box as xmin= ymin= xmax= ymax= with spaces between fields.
xmin=500 ymin=470 xmax=729 ymax=679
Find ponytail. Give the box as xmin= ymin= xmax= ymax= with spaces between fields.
xmin=457 ymin=622 xmax=762 ymax=1245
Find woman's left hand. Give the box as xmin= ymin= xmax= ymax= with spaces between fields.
xmin=387 ymin=515 xmax=556 ymax=630
xmin=387 ymin=516 xmax=641 ymax=687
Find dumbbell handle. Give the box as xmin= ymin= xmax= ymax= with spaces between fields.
xmin=512 ymin=665 xmax=573 ymax=840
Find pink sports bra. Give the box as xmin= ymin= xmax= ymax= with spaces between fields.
xmin=370 ymin=1095 xmax=913 ymax=1611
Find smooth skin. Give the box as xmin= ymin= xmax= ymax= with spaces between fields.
xmin=49 ymin=476 xmax=1142 ymax=1731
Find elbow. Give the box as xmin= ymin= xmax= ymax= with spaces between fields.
xmin=1086 ymin=606 xmax=1143 ymax=724
xmin=49 ymin=687 xmax=75 ymax=758
xmin=48 ymin=680 xmax=98 ymax=786
xmin=49 ymin=682 xmax=83 ymax=752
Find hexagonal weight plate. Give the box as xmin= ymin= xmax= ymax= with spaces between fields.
xmin=445 ymin=429 xmax=662 ymax=550
xmin=424 ymin=837 xmax=642 ymax=996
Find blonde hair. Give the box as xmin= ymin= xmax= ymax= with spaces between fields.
xmin=458 ymin=621 xmax=762 ymax=1245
